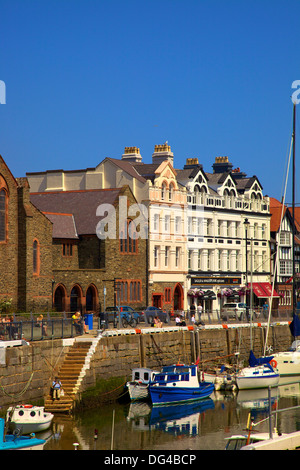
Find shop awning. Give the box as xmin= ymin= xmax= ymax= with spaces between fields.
xmin=202 ymin=290 xmax=216 ymax=300
xmin=248 ymin=282 xmax=280 ymax=298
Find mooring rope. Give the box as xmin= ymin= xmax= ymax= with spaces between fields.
xmin=0 ymin=371 xmax=34 ymax=400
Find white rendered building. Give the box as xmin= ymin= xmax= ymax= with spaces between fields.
xmin=176 ymin=157 xmax=272 ymax=315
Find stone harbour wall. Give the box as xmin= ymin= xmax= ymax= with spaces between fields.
xmin=0 ymin=339 xmax=69 ymax=408
xmin=80 ymin=323 xmax=292 ymax=392
xmin=0 ymin=324 xmax=293 ymax=409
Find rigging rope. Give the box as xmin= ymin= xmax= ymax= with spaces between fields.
xmin=264 ymin=132 xmax=293 ymax=356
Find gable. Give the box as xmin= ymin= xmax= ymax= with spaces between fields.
xmin=154 ymin=161 xmax=178 ymax=189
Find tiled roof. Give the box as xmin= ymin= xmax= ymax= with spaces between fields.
xmin=269 ymin=197 xmax=287 ymax=232
xmin=287 ymin=206 xmax=300 ymax=233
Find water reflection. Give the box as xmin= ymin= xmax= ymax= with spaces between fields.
xmin=43 ymin=376 xmax=300 ymax=450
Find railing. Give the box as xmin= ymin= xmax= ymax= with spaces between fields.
xmin=0 ymin=308 xmax=295 ymax=342
xmin=0 ymin=312 xmax=92 ymax=342
xmin=98 ymin=308 xmax=295 ymax=330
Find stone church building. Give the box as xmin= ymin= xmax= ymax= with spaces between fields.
xmin=0 ymin=155 xmax=147 ymax=314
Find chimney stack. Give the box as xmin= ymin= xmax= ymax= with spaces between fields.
xmin=152 ymin=142 xmax=174 ymax=166
xmin=212 ymin=156 xmax=233 ymax=174
xmin=121 ymin=147 xmax=142 ymax=163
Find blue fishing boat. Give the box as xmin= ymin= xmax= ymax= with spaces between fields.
xmin=0 ymin=418 xmax=45 ymax=450
xmin=149 ymin=364 xmax=214 ymax=406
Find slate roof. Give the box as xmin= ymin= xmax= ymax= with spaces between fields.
xmin=105 ymin=158 xmax=147 ymax=183
xmin=30 ymin=189 xmax=122 ymax=237
xmin=42 ymin=212 xmax=78 ymax=239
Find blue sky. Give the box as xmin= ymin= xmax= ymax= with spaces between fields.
xmin=0 ymin=0 xmax=299 ymax=202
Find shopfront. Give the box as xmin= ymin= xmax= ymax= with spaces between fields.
xmin=187 ymin=276 xmax=243 ymax=313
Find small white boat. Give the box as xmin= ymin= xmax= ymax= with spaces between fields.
xmin=236 ymin=364 xmax=279 ymax=390
xmin=6 ymin=405 xmax=54 ymax=434
xmin=126 ymin=368 xmax=160 ymax=401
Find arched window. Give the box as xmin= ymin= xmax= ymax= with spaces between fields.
xmin=33 ymin=239 xmax=40 ymax=275
xmin=169 ymin=182 xmax=175 ymax=201
xmin=161 ymin=182 xmax=167 ymax=201
xmin=0 ymin=188 xmax=7 ymax=242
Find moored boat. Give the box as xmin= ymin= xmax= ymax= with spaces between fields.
xmin=149 ymin=364 xmax=214 ymax=406
xmin=236 ymin=364 xmax=280 ymax=390
xmin=0 ymin=418 xmax=45 ymax=450
xmin=126 ymin=368 xmax=160 ymax=401
xmin=271 ymin=342 xmax=300 ymax=376
xmin=235 ymin=350 xmax=279 ymax=390
xmin=271 ymin=314 xmax=300 ymax=376
xmin=6 ymin=405 xmax=54 ymax=434
xmin=201 ymin=366 xmax=237 ymax=391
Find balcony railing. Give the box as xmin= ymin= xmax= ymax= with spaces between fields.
xmin=187 ymin=193 xmax=269 ymax=213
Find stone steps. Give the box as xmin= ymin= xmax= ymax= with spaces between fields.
xmin=44 ymin=337 xmax=100 ymax=413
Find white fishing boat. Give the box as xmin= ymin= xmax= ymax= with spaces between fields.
xmin=6 ymin=405 xmax=54 ymax=434
xmin=126 ymin=368 xmax=160 ymax=401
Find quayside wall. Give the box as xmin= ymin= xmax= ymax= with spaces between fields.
xmin=0 ymin=324 xmax=292 ymax=408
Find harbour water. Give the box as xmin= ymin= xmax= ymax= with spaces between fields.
xmin=42 ymin=377 xmax=300 ymax=451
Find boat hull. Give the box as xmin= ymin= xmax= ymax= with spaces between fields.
xmin=127 ymin=382 xmax=150 ymax=401
xmin=8 ymin=419 xmax=53 ymax=435
xmin=236 ymin=369 xmax=279 ymax=390
xmin=6 ymin=405 xmax=54 ymax=435
xmin=149 ymin=382 xmax=214 ymax=406
xmin=271 ymin=352 xmax=300 ymax=376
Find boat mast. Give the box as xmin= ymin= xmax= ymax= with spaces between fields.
xmin=292 ymin=103 xmax=296 ymax=316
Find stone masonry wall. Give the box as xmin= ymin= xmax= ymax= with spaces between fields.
xmin=0 ymin=324 xmax=293 ymax=409
xmin=81 ymin=324 xmax=292 ymax=392
xmin=0 ymin=339 xmax=68 ymax=408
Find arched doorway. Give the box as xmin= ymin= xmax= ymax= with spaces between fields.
xmin=86 ymin=284 xmax=98 ymax=312
xmin=70 ymin=285 xmax=82 ymax=312
xmin=54 ymin=285 xmax=67 ymax=312
xmin=173 ymin=283 xmax=183 ymax=311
